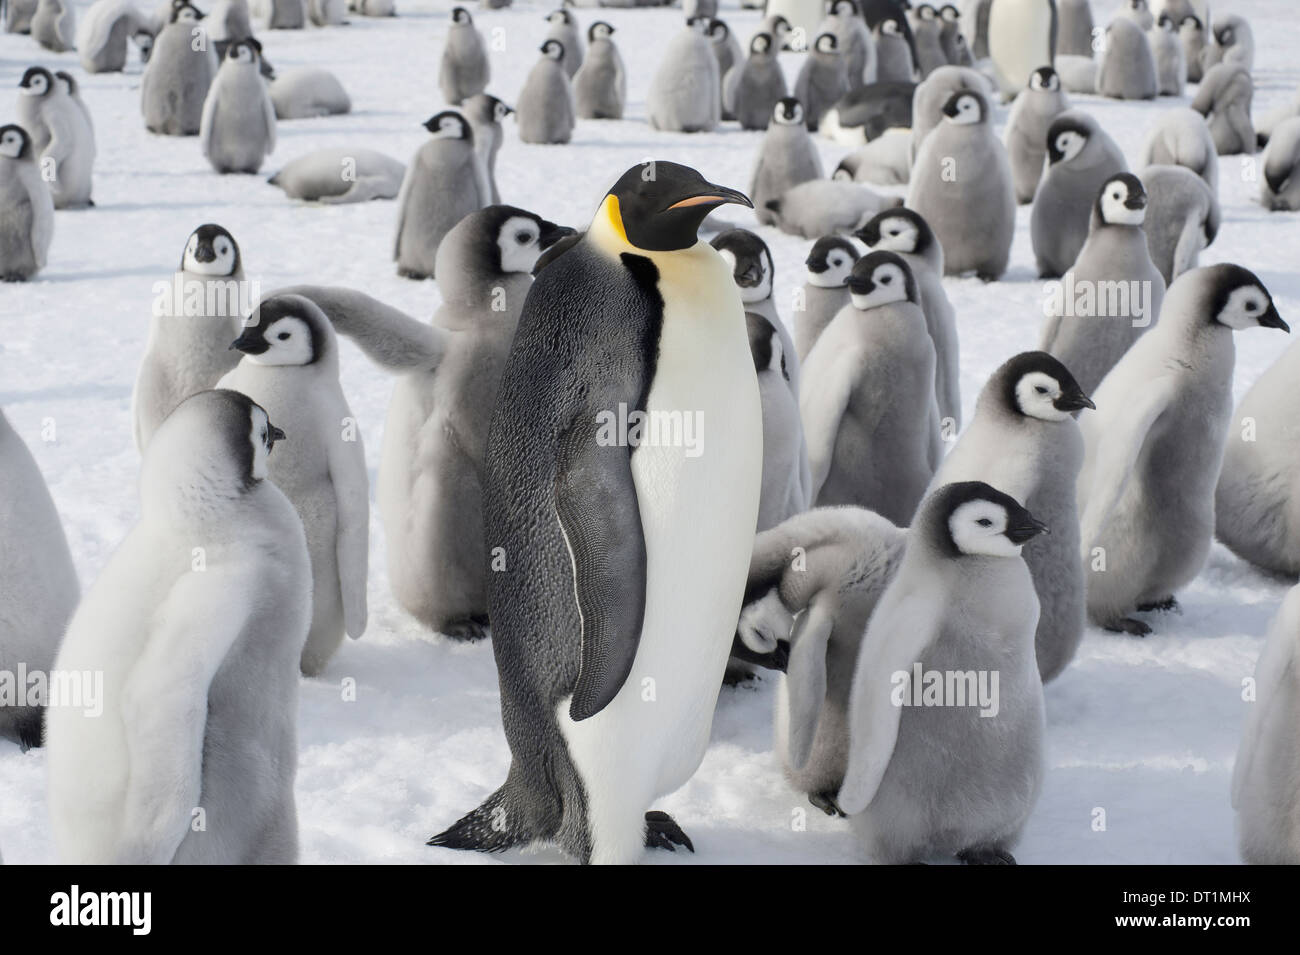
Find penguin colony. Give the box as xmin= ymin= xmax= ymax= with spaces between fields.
xmin=3 ymin=1 xmax=1300 ymax=868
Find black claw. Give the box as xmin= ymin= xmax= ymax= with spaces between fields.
xmin=1136 ymin=596 xmax=1179 ymax=613
xmin=809 ymin=791 xmax=846 ymax=818
xmin=1106 ymin=617 xmax=1152 ymax=637
xmin=957 ymin=847 xmax=1016 ymax=865
xmin=645 ymin=810 xmax=695 ymax=853
xmin=441 ymin=617 xmax=490 ymax=642
xmin=15 ymin=709 xmax=43 ymax=751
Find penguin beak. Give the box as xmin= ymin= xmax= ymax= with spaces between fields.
xmin=1125 ymin=193 xmax=1147 ymax=211
xmin=538 ymin=221 xmax=575 ymax=249
xmin=737 ymin=265 xmax=762 ymax=287
xmin=804 ymin=255 xmax=828 ymax=273
xmin=1055 ymin=391 xmax=1096 ymax=412
xmin=194 ymin=243 xmax=215 ymax=264
xmin=267 ymin=425 xmax=287 ymax=451
xmin=230 ymin=332 xmax=269 ymax=354
xmin=1258 ymin=303 xmax=1290 ymax=332
xmin=665 ymin=183 xmax=753 ymax=212
xmin=1005 ymin=516 xmax=1050 ymax=545
xmin=846 ymin=275 xmax=875 ymax=295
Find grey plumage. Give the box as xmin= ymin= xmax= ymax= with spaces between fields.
xmin=1180 ymin=12 xmax=1206 ymax=83
xmin=544 ymin=8 xmax=584 ymax=78
xmin=648 ymin=18 xmax=720 ymax=132
xmin=200 ymin=40 xmax=277 ymax=174
xmin=268 ymin=147 xmax=405 ymax=203
xmin=1097 ymin=17 xmax=1158 ymax=100
xmin=1149 ymin=14 xmax=1185 ymax=96
xmin=751 ymin=98 xmax=823 ymax=226
xmin=440 ymin=7 xmax=489 ymax=105
xmin=709 ymin=18 xmax=743 ymax=120
xmin=795 ymin=33 xmax=849 ymax=130
xmin=1056 ymin=0 xmax=1094 ymax=57
xmin=1004 ymin=66 xmax=1070 ymax=204
xmin=574 ymin=22 xmax=625 ymax=119
xmin=77 ymin=0 xmax=154 ymax=72
xmin=17 ymin=67 xmax=95 ymax=209
xmin=0 ymin=124 xmax=53 ymax=281
xmin=725 ymin=31 xmax=787 ymax=129
xmin=462 ymin=93 xmax=510 ymax=202
xmin=269 ymin=68 xmax=351 ymax=119
xmin=517 ymin=40 xmax=575 ymax=144
xmin=873 ymin=16 xmax=915 ymax=82
xmin=1191 ymin=63 xmax=1254 ymax=156
xmin=909 ymin=64 xmax=992 ymax=161
xmin=796 ymin=235 xmax=859 ymax=360
xmin=1137 ymin=164 xmax=1219 ymax=285
xmin=141 ymin=6 xmax=219 ymax=135
xmin=31 ymin=0 xmax=74 ymax=50
xmin=1138 ymin=107 xmax=1218 ymax=198
xmin=1259 ymin=117 xmax=1300 ymax=211
xmin=766 ymin=179 xmax=902 ymax=238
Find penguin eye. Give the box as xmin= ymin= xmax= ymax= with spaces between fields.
xmin=1245 ymin=301 xmax=1258 ymax=312
xmin=976 ymin=518 xmax=993 ymax=528
xmin=880 ymin=275 xmax=892 ymax=284
xmin=277 ymin=331 xmax=290 ymax=340
xmin=1035 ymin=386 xmax=1048 ymax=394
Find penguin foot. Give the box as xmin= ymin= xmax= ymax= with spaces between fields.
xmin=644 ymin=811 xmax=695 ymax=853
xmin=957 ymin=846 xmax=1016 ymax=865
xmin=441 ymin=616 xmax=490 ymax=642
xmin=809 ymin=791 xmax=846 ymax=818
xmin=722 ymin=661 xmax=757 ymax=686
xmin=14 ymin=709 xmax=43 ymax=751
xmin=1137 ymin=596 xmax=1179 ymax=613
xmin=397 ymin=267 xmax=430 ymax=280
xmin=1107 ymin=617 xmax=1153 ymax=637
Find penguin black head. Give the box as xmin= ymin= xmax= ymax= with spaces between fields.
xmin=1214 ymin=22 xmax=1234 ymax=46
xmin=424 ymin=110 xmax=472 ymax=141
xmin=182 ymin=224 xmax=241 ymax=276
xmin=588 ymin=21 xmax=614 ymax=42
xmin=773 ymin=96 xmax=805 ymax=126
xmin=769 ymin=14 xmax=791 ymax=35
xmin=53 ymin=71 xmax=79 ymax=96
xmin=545 ymin=8 xmax=572 ymax=25
xmin=1046 ymin=115 xmax=1091 ymax=164
xmin=711 ymin=229 xmax=773 ymax=303
xmin=708 ymin=18 xmax=730 ymax=40
xmin=750 ymin=31 xmax=773 ymax=54
xmin=539 ymin=39 xmax=565 ymax=62
xmin=154 ymin=390 xmax=284 ymax=494
xmin=996 ymin=351 xmax=1094 ymax=421
xmin=451 ymin=6 xmax=471 ymax=24
xmin=227 ymin=38 xmax=261 ymax=65
xmin=1028 ymin=66 xmax=1059 ymax=92
xmin=830 ymin=0 xmax=858 ymax=16
xmin=813 ymin=32 xmax=839 ymax=54
xmin=928 ymin=481 xmax=1049 ymax=559
xmin=1201 ymin=265 xmax=1288 ymax=332
xmin=686 ymin=15 xmax=711 ymax=34
xmin=231 ymin=295 xmax=327 ymax=367
xmin=0 ymin=124 xmax=33 ymax=161
xmin=939 ymin=4 xmax=959 ymax=22
xmin=170 ymin=0 xmax=204 ymax=23
xmin=941 ymin=89 xmax=986 ymax=125
xmin=855 ymin=207 xmax=936 ymax=258
xmin=18 ymin=66 xmax=54 ymax=98
xmin=745 ymin=312 xmax=789 ymax=380
xmin=1157 ymin=12 xmax=1175 ymax=31
xmin=846 ymin=250 xmax=917 ymax=309
xmin=805 ymin=236 xmax=860 ymax=287
xmin=1180 ymin=14 xmax=1202 ymax=33
xmin=879 ymin=16 xmax=902 ymax=36
xmin=917 ymin=3 xmax=938 ymax=20
xmin=1095 ymin=173 xmax=1147 ymax=226
xmin=601 ymin=161 xmax=752 ymax=253
xmin=474 ymin=204 xmax=573 ymax=276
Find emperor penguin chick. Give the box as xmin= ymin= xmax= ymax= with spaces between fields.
xmin=1138 ymin=107 xmax=1218 ymax=199
xmin=751 ymin=98 xmax=823 ymax=226
xmin=574 ymin=21 xmax=625 ymax=120
xmin=1137 ymin=164 xmax=1219 ymax=285
xmin=141 ymin=1 xmax=219 ymax=135
xmin=1191 ymin=63 xmax=1254 ymax=157
xmin=1077 ymin=265 xmax=1289 ymax=635
xmin=200 ymin=39 xmax=277 ymax=174
xmin=1233 ymin=583 xmax=1300 ymax=864
xmin=462 ymin=93 xmax=511 ymax=204
xmin=1031 ymin=109 xmax=1127 ymax=278
xmin=0 ymin=124 xmax=54 ymax=282
xmin=1216 ymin=338 xmax=1300 ymax=577
xmin=822 ymin=0 xmax=876 ymax=89
xmin=648 ymin=17 xmax=721 ymax=133
xmin=794 ymin=32 xmax=849 ymax=131
xmin=1149 ymin=12 xmax=1185 ymax=97
xmin=932 ymin=352 xmax=1095 ymax=682
xmin=220 ymin=295 xmax=369 ymax=675
xmin=32 ymin=0 xmax=75 ymax=51
xmin=725 ymin=31 xmax=788 ymax=130
xmin=517 ymin=40 xmax=575 ymax=144
xmin=907 ymin=89 xmax=1015 ymax=279
xmin=873 ymin=14 xmax=915 ymax=83
xmin=796 ymin=236 xmax=860 ymax=360
xmin=708 ymin=19 xmax=743 ymax=120
xmin=16 ymin=66 xmax=96 ymax=209
xmin=1004 ymin=66 xmax=1070 ymax=205
xmin=46 ymin=389 xmax=311 ymax=864
xmin=839 ymin=480 xmax=1047 ymax=865
xmin=0 ymin=408 xmax=80 ymax=749
xmin=1041 ymin=173 xmax=1166 ymax=397
xmin=1259 ymin=118 xmax=1300 ymax=212
xmin=393 ymin=110 xmax=490 ymax=279
xmin=439 ymin=7 xmax=489 ymax=106
xmin=1097 ymin=16 xmax=1158 ymax=101
xmin=544 ymin=8 xmax=583 ymax=78
xmin=800 ymin=251 xmax=941 ymax=525
xmin=1180 ymin=13 xmax=1206 ymax=83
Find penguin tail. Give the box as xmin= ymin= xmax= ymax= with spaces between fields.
xmin=427 ymin=785 xmax=526 ymax=853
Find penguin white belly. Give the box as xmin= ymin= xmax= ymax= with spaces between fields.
xmin=559 ymin=248 xmax=763 ymax=864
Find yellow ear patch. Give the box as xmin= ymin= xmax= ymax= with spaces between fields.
xmin=604 ymin=194 xmax=629 ymax=243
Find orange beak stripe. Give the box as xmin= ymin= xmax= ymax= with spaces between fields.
xmin=666 ymin=195 xmax=728 ymax=210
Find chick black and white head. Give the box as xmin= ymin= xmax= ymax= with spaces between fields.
xmin=846 ymin=250 xmax=917 ymax=310
xmin=814 ymin=32 xmax=838 ymax=54
xmin=830 ymin=0 xmax=858 ymax=18
xmin=942 ymin=89 xmax=986 ymax=126
xmin=805 ymin=235 xmax=860 ymax=289
xmin=588 ymin=21 xmax=614 ymax=42
xmin=767 ymin=14 xmax=791 ymax=39
xmin=145 ymin=389 xmax=284 ymax=501
xmin=773 ymin=96 xmax=804 ymax=126
xmin=451 ymin=5 xmax=471 ymax=24
xmin=1200 ymin=265 xmax=1288 ymax=332
xmin=927 ymin=481 xmax=1049 ymax=559
xmin=18 ymin=66 xmax=54 ymax=98
xmin=880 ymin=16 xmax=901 ymax=36
xmin=1047 ymin=115 xmax=1091 ymax=164
xmin=546 ymin=8 xmax=571 ymax=25
xmin=750 ymin=31 xmax=773 ymax=55
xmin=687 ymin=15 xmax=710 ymax=35
xmin=994 ymin=351 xmax=1094 ymax=422
xmin=488 ymin=205 xmax=571 ymax=274
xmin=1180 ymin=14 xmax=1202 ymax=35
xmin=916 ymin=3 xmax=938 ymax=21
xmin=227 ymin=38 xmax=261 ymax=66
xmin=0 ymin=124 xmax=32 ymax=161
xmin=855 ymin=207 xmax=935 ymax=257
xmin=424 ymin=110 xmax=472 ymax=141
xmin=709 ymin=18 xmax=730 ymax=41
xmin=182 ymin=224 xmax=241 ymax=276
xmin=711 ymin=229 xmax=773 ymax=305
xmin=540 ymin=39 xmax=566 ymax=62
xmin=170 ymin=0 xmax=203 ymax=23
xmin=1028 ymin=66 xmax=1060 ymax=92
xmin=1095 ymin=173 xmax=1147 ymax=226
xmin=1156 ymin=12 xmax=1176 ymax=32
xmin=746 ymin=312 xmax=789 ymax=380
xmin=231 ymin=295 xmax=330 ymax=367
xmin=939 ymin=4 xmax=959 ymax=23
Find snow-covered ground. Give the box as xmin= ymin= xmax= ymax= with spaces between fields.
xmin=1 ymin=0 xmax=1298 ymax=864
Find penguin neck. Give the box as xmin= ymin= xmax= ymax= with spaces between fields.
xmin=587 ymin=194 xmax=711 ymax=268
xmin=437 ymin=271 xmax=531 ymax=321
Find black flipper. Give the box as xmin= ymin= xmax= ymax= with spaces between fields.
xmin=428 ymin=786 xmax=526 ymax=853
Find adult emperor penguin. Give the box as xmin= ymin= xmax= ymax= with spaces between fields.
xmin=269 ymin=147 xmax=405 ymax=203
xmin=649 ymin=17 xmax=721 ymax=133
xmin=738 ymin=506 xmax=905 ymax=816
xmin=463 ymin=93 xmax=510 ymax=203
xmin=1097 ymin=16 xmax=1157 ymax=100
xmin=280 ymin=207 xmax=572 ymax=639
xmin=1137 ymin=164 xmax=1219 ymax=285
xmin=0 ymin=125 xmax=53 ymax=281
xmin=1077 ymin=265 xmax=1289 ymax=635
xmin=32 ymin=0 xmax=74 ymax=51
xmin=200 ymin=39 xmax=277 ymax=174
xmin=1260 ymin=118 xmax=1300 ymax=212
xmin=544 ymin=8 xmax=583 ymax=77
xmin=726 ymin=32 xmax=788 ymax=130
xmin=873 ymin=15 xmax=915 ymax=83
xmin=823 ymin=0 xmax=876 ymax=88
xmin=1055 ymin=0 xmax=1092 ymax=56
xmin=986 ymin=0 xmax=1056 ymax=101
xmin=47 ymin=389 xmax=311 ymax=864
xmin=795 ymin=33 xmax=850 ymax=130
xmin=141 ymin=1 xmax=218 ymax=135
xmin=0 ymin=409 xmax=79 ymax=749
xmin=77 ymin=0 xmax=153 ymax=72
xmin=752 ymin=98 xmax=822 ymax=226
xmin=393 ymin=111 xmax=489 ymax=279
xmin=439 ymin=7 xmax=489 ymax=106
xmin=932 ymin=354 xmax=1092 ymax=682
xmin=1005 ymin=66 xmax=1070 ymax=204
xmin=801 ymin=251 xmax=941 ymax=525
xmin=1042 ymin=173 xmax=1166 ymax=396
xmin=1217 ymin=335 xmax=1300 ymax=575
xmin=839 ymin=481 xmax=1047 ymax=864
xmin=1139 ymin=107 xmax=1218 ymax=198
xmin=574 ymin=21 xmax=625 ymax=120
xmin=796 ymin=236 xmax=860 ymax=360
xmin=1031 ymin=109 xmax=1126 ymax=278
xmin=1191 ymin=63 xmax=1254 ymax=156
xmin=855 ymin=207 xmax=960 ymax=430
xmin=219 ymin=295 xmax=368 ymax=675
xmin=1149 ymin=12 xmax=1184 ymax=96
xmin=908 ymin=89 xmax=1015 ymax=279
xmin=708 ymin=19 xmax=743 ymax=119
xmin=1233 ymin=583 xmax=1300 ymax=864
xmin=517 ymin=40 xmax=575 ymax=144
xmin=428 ymin=161 xmax=761 ymax=864
xmin=269 ymin=68 xmax=352 ymax=119
xmin=17 ymin=66 xmax=95 ymax=209
xmin=1180 ymin=12 xmax=1207 ymax=83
